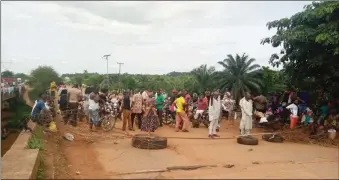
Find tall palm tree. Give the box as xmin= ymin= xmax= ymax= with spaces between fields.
xmin=217 ymin=53 xmax=263 ymax=103
xmin=191 ymin=64 xmax=215 ymax=93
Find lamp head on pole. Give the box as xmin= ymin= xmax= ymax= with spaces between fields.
xmin=102 ymin=54 xmax=111 ymax=59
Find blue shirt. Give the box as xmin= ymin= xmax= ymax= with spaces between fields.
xmin=31 ymin=100 xmax=45 ymax=116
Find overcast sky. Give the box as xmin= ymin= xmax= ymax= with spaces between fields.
xmin=1 ymin=1 xmax=310 ymax=75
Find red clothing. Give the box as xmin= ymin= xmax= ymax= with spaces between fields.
xmin=185 ymin=94 xmax=191 ymax=101
xmin=197 ymin=97 xmax=208 ymax=110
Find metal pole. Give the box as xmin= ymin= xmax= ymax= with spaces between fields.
xmin=117 ymin=62 xmax=124 ymax=88
xmin=102 ymin=54 xmax=111 ymax=80
xmin=106 ymin=56 xmax=108 ymax=77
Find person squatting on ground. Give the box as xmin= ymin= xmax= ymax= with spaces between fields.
xmin=239 ymin=92 xmax=253 ymax=136
xmin=174 ymin=92 xmax=190 ymax=132
xmin=155 ymin=89 xmax=165 ymax=127
xmin=88 ymin=88 xmax=100 ymax=131
xmin=131 ymin=89 xmax=143 ymax=129
xmin=208 ymin=91 xmax=221 ymax=138
xmin=65 ymin=84 xmax=82 ymax=126
xmin=121 ymin=90 xmax=133 ymax=131
xmin=141 ymin=92 xmax=158 ymax=135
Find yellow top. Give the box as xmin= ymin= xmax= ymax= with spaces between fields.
xmin=174 ymin=97 xmax=185 ymax=113
xmin=50 ymin=81 xmax=56 ymax=89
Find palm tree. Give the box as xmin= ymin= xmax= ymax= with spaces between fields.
xmin=191 ymin=64 xmax=215 ymax=93
xmin=217 ymin=53 xmax=263 ymax=103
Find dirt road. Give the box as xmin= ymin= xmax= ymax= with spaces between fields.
xmin=57 ymin=119 xmax=338 ymax=179
xmin=22 ymin=89 xmax=338 ymax=179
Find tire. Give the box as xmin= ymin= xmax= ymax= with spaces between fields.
xmin=132 ymin=134 xmax=167 ymax=150
xmin=237 ymin=135 xmax=259 ymax=145
xmin=163 ymin=114 xmax=173 ymax=125
xmin=101 ymin=115 xmax=116 ymax=131
xmin=262 ymin=134 xmax=284 ymax=143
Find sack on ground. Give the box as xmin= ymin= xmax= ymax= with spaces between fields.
xmin=49 ymin=121 xmax=57 ymax=132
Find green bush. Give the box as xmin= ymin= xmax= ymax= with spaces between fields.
xmin=5 ymin=99 xmax=32 ymax=129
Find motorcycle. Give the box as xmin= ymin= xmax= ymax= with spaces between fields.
xmin=162 ymin=103 xmax=175 ymax=126
xmin=100 ymin=100 xmax=117 ymax=131
xmin=191 ymin=106 xmax=209 ymax=128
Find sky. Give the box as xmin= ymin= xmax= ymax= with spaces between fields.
xmin=1 ymin=1 xmax=311 ymax=75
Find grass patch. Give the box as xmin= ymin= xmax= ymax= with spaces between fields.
xmin=27 ymin=125 xmax=44 ymax=149
xmin=37 ymin=154 xmax=45 ymax=180
xmin=28 ymin=125 xmax=45 ymax=179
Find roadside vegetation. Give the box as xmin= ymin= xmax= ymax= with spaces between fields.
xmin=27 ymin=125 xmax=44 ymax=179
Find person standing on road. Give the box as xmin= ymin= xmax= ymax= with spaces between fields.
xmin=239 ymin=92 xmax=253 ymax=136
xmin=174 ymin=92 xmax=190 ymax=132
xmin=142 ymin=89 xmax=149 ymax=102
xmin=66 ymin=84 xmax=82 ymax=126
xmin=121 ymin=90 xmax=133 ymax=131
xmin=141 ymin=92 xmax=158 ymax=135
xmin=88 ymin=88 xmax=100 ymax=131
xmin=169 ymin=90 xmax=178 ymax=120
xmin=208 ymin=91 xmax=221 ymax=138
xmin=155 ymin=89 xmax=165 ymax=127
xmin=222 ymin=92 xmax=236 ymax=125
xmin=131 ymin=89 xmax=143 ymax=129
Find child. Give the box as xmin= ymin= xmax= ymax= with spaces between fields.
xmin=286 ymin=97 xmax=299 ymax=129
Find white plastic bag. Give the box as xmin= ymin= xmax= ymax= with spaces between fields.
xmin=259 ymin=117 xmax=268 ymax=123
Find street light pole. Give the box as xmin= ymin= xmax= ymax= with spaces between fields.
xmin=102 ymin=54 xmax=111 ymax=78
xmin=117 ymin=62 xmax=124 ymax=89
xmin=117 ymin=62 xmax=124 ymax=75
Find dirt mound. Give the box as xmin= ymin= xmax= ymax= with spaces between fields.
xmin=279 ymin=125 xmax=339 ymax=147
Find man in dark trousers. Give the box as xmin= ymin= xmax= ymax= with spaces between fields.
xmin=121 ymin=90 xmax=132 ymax=131
xmin=155 ymin=89 xmax=165 ymax=127
xmin=66 ymin=84 xmax=82 ymax=126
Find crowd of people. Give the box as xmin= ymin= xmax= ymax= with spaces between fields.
xmin=30 ymin=81 xmax=339 ymax=139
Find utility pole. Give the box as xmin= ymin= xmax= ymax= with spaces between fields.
xmin=117 ymin=62 xmax=124 ymax=89
xmin=1 ymin=61 xmax=13 ymax=71
xmin=102 ymin=54 xmax=111 ymax=78
xmin=117 ymin=62 xmax=124 ymax=75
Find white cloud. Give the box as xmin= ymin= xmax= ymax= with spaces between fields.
xmin=1 ymin=1 xmax=310 ymax=74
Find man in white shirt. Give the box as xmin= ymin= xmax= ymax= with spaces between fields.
xmin=239 ymin=92 xmax=253 ymax=136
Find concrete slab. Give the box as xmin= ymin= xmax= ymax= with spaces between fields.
xmin=2 ymin=149 xmax=40 ymax=179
